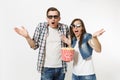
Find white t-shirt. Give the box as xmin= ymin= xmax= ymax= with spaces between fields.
xmin=73 ymin=40 xmax=95 ymax=75
xmin=44 ymin=26 xmax=62 ymax=67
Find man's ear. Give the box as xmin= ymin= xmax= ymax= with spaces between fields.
xmin=58 ymin=17 xmax=61 ymax=21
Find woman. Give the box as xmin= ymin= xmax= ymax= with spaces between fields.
xmin=62 ymin=18 xmax=105 ymax=80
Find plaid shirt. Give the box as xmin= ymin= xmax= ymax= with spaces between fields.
xmin=32 ymin=22 xmax=69 ymax=73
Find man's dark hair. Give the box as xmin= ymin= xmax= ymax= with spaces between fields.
xmin=46 ymin=7 xmax=60 ymax=17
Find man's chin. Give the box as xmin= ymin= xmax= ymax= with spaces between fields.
xmin=49 ymin=25 xmax=58 ymax=28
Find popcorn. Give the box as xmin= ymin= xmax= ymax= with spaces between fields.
xmin=61 ymin=47 xmax=74 ymax=62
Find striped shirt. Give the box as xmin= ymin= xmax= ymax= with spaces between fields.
xmin=32 ymin=22 xmax=69 ymax=73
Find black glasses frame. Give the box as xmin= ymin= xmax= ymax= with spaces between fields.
xmin=47 ymin=15 xmax=59 ymax=19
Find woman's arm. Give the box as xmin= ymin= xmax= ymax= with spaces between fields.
xmin=88 ymin=28 xmax=105 ymax=53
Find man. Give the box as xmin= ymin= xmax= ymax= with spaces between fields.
xmin=14 ymin=7 xmax=69 ymax=80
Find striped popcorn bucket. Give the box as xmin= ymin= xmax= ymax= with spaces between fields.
xmin=61 ymin=47 xmax=74 ymax=62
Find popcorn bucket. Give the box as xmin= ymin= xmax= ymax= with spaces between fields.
xmin=61 ymin=47 xmax=74 ymax=62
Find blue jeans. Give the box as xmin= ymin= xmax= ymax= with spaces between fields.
xmin=41 ymin=67 xmax=65 ymax=80
xmin=72 ymin=73 xmax=96 ymax=80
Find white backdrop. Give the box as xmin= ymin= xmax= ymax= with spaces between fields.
xmin=0 ymin=0 xmax=120 ymax=80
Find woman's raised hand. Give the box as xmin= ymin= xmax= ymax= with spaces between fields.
xmin=93 ymin=28 xmax=105 ymax=37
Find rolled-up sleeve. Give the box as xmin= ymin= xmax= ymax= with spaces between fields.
xmin=32 ymin=23 xmax=41 ymax=50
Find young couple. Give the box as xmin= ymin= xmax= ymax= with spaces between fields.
xmin=14 ymin=7 xmax=105 ymax=80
